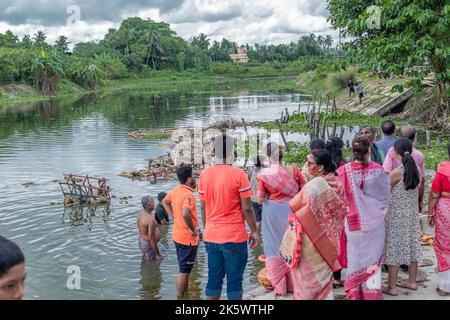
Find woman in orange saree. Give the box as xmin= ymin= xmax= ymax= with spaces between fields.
xmin=287 ymin=149 xmax=348 ymax=300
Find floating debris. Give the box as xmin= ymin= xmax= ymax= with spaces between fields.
xmin=126 ymin=129 xmax=173 ymax=140
xmin=122 ymin=119 xmax=258 ymax=183
xmin=22 ymin=182 xmax=35 ymax=187
xmin=56 ymin=174 xmax=112 ymax=206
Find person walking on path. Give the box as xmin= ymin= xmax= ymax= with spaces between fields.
xmin=198 ymin=134 xmax=259 ymax=300
xmin=348 ymin=79 xmax=355 ymax=97
xmin=256 ymin=142 xmax=306 ymax=296
xmin=428 ymin=143 xmax=450 ymax=297
xmin=382 ymin=138 xmax=422 ymax=296
xmin=358 ymin=82 xmax=364 ymax=104
xmin=163 ymin=164 xmax=201 ymax=299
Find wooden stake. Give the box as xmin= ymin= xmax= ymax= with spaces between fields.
xmin=276 ymin=119 xmax=290 ymax=152
xmin=339 ymin=126 xmax=345 ymax=140
xmin=242 ymin=118 xmax=250 ymax=168
xmin=332 ymin=122 xmax=337 ymax=138
xmin=322 ymin=115 xmax=327 ymax=140
xmin=426 ymin=130 xmax=431 ymax=147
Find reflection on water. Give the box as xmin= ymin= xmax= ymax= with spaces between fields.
xmin=0 ymin=86 xmax=388 ymax=300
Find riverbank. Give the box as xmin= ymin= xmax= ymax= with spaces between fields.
xmin=0 ymin=72 xmax=300 ymax=107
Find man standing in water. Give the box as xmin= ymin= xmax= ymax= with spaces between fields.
xmin=137 ymin=196 xmax=163 ymax=261
xmin=163 ymin=164 xmax=200 ymax=299
xmin=198 ymin=134 xmax=259 ymax=300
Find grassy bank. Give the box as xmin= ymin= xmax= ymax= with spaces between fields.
xmin=0 ymin=67 xmax=301 ymax=107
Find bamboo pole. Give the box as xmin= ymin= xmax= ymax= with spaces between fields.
xmin=276 ymin=119 xmax=290 ymax=152
xmin=339 ymin=126 xmax=345 ymax=140
xmin=322 ymin=115 xmax=327 ymax=140
xmin=242 ymin=118 xmax=250 ymax=168
xmin=331 ymin=122 xmax=337 ymax=138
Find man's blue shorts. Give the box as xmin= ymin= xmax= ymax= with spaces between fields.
xmin=174 ymin=241 xmax=198 ymax=274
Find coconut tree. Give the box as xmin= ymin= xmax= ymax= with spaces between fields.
xmin=145 ymin=29 xmax=164 ymax=69
xmin=119 ymin=26 xmax=134 ymax=55
xmin=55 ymin=35 xmax=70 ymax=53
xmin=33 ymin=31 xmax=47 ymax=46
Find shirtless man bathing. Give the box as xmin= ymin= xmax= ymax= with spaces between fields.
xmin=137 ymin=195 xmax=163 ymax=261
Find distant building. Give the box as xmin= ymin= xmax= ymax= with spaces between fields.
xmin=230 ymin=47 xmax=249 ymax=63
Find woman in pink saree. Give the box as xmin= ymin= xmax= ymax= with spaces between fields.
xmin=287 ymin=149 xmax=348 ymax=300
xmin=336 ymin=136 xmax=391 ymax=300
xmin=428 ymin=144 xmax=450 ymax=296
xmin=256 ymin=142 xmax=306 ymax=296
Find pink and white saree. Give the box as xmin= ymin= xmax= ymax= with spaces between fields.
xmin=257 ymin=164 xmax=304 ymax=295
xmin=287 ymin=174 xmax=348 ymax=300
xmin=336 ymin=161 xmax=391 ymax=300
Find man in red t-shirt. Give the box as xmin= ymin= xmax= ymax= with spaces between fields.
xmin=198 ymin=134 xmax=259 ymax=300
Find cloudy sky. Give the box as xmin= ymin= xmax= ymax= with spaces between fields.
xmin=0 ymin=0 xmax=336 ymax=48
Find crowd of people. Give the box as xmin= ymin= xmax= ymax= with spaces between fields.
xmin=1 ymin=120 xmax=449 ymax=301
xmin=134 ymin=120 xmax=449 ymax=300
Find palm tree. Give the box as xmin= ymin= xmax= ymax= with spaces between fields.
xmin=145 ymin=29 xmax=163 ymax=69
xmin=33 ymin=30 xmax=47 ymax=46
xmin=120 ymin=26 xmax=134 ymax=55
xmin=55 ymin=35 xmax=70 ymax=53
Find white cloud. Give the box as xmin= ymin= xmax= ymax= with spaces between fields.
xmin=0 ymin=0 xmax=337 ymax=47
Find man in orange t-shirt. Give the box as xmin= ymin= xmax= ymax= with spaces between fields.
xmin=198 ymin=134 xmax=259 ymax=300
xmin=163 ymin=164 xmax=200 ymax=299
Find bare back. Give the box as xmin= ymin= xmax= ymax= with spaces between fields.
xmin=137 ymin=210 xmax=160 ymax=242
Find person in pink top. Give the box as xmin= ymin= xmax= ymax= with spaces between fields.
xmin=383 ymin=125 xmax=426 ymax=212
xmin=198 ymin=134 xmax=259 ymax=300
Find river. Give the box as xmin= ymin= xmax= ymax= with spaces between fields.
xmin=2 ymin=83 xmax=338 ymax=299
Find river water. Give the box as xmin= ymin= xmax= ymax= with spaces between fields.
xmin=0 ymin=84 xmax=362 ymax=300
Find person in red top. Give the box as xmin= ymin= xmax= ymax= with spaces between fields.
xmin=163 ymin=164 xmax=200 ymax=299
xmin=198 ymin=134 xmax=259 ymax=300
xmin=428 ymin=143 xmax=450 ymax=296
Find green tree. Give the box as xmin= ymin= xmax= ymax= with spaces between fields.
xmin=0 ymin=30 xmax=19 ymax=47
xmin=21 ymin=35 xmax=33 ymax=47
xmin=55 ymin=35 xmax=70 ymax=53
xmin=119 ymin=26 xmax=135 ymax=55
xmin=327 ymin=0 xmax=449 ymax=98
xmin=31 ymin=49 xmax=68 ymax=95
xmin=145 ymin=29 xmax=164 ymax=69
xmin=191 ymin=33 xmax=210 ymax=50
xmin=33 ymin=31 xmax=47 ymax=46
